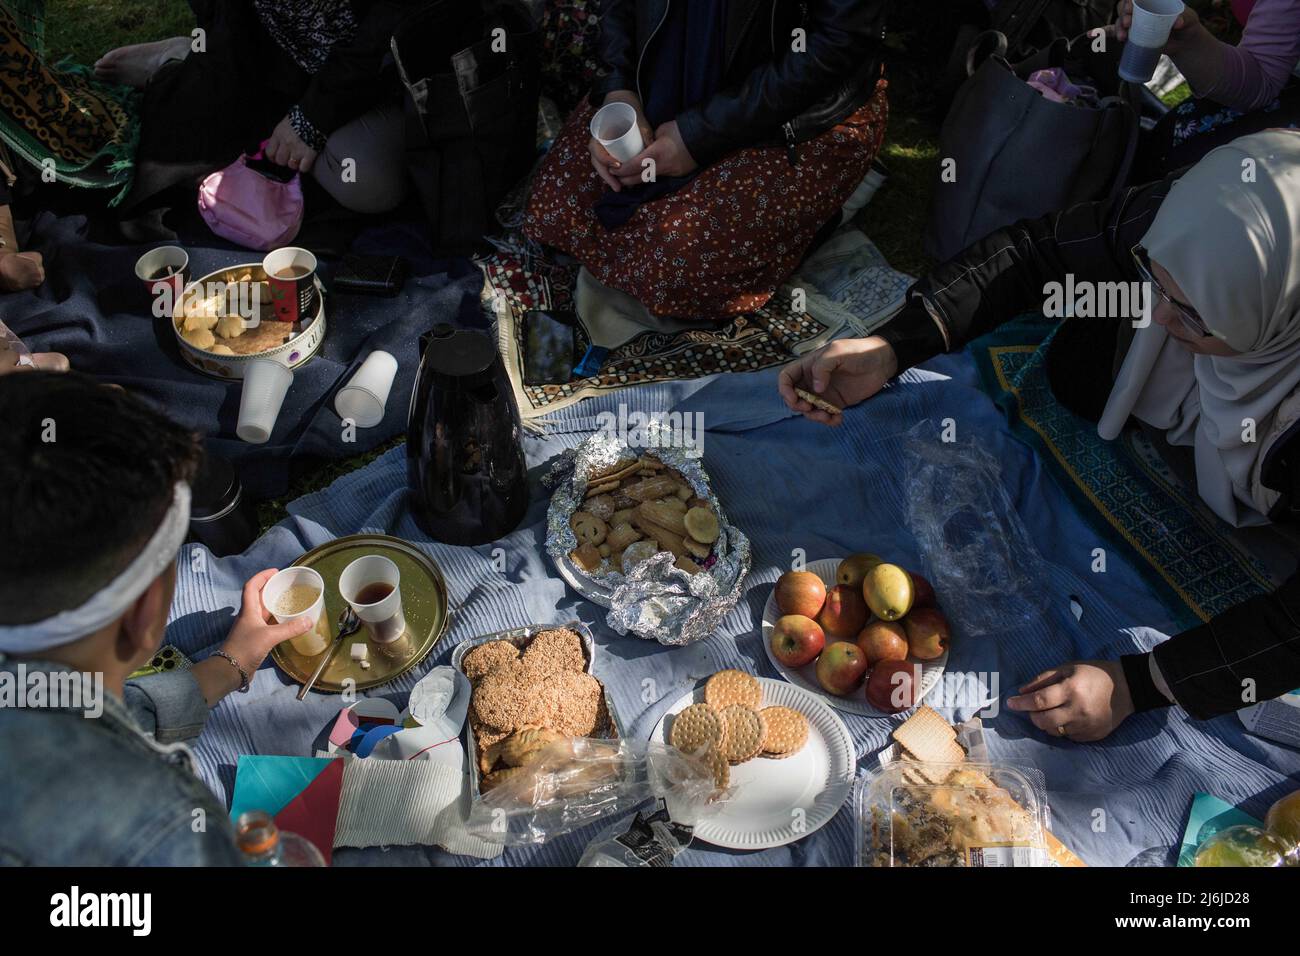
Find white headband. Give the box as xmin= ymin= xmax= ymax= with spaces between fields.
xmin=0 ymin=483 xmax=192 ymax=653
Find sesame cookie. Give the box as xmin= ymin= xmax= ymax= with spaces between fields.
xmin=537 ymin=671 xmax=604 ymax=737
xmin=461 ymin=640 xmax=520 ymax=681
xmin=472 ymin=660 xmax=543 ymax=732
xmin=521 ymin=627 xmax=587 ymax=677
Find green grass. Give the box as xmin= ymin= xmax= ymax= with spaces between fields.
xmin=45 ymin=0 xmax=193 ymax=65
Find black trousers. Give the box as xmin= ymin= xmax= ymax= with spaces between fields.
xmin=137 ymin=0 xmax=308 ymax=165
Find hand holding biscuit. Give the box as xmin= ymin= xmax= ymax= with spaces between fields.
xmin=778 ymin=336 xmax=899 ymax=426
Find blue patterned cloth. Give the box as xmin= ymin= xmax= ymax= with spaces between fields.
xmin=166 ymin=353 xmax=1300 ymax=866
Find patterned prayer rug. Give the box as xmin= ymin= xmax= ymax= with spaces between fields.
xmin=0 ymin=0 xmax=141 ymax=204
xmin=973 ymin=317 xmax=1275 ymax=629
xmin=485 ymin=249 xmax=841 ymax=419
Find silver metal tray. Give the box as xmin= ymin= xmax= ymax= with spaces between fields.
xmin=451 ymin=620 xmax=624 ymax=800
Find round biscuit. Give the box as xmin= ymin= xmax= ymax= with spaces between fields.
xmin=704 ymin=669 xmax=762 ymax=710
xmin=669 ymin=702 xmax=724 ymax=754
xmin=718 ymin=704 xmax=766 ymax=764
xmin=703 ymin=745 xmax=730 ymax=790
xmin=759 ymin=705 xmax=809 ymax=756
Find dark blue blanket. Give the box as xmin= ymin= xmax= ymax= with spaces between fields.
xmin=2 ymin=212 xmax=484 ymax=497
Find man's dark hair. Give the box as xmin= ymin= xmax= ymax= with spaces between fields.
xmin=0 ymin=373 xmax=203 ymax=625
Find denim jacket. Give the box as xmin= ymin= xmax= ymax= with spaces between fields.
xmin=0 ymin=657 xmax=245 ymax=866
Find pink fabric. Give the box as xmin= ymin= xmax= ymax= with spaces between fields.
xmin=198 ymin=143 xmax=304 ymax=251
xmin=1204 ymin=0 xmax=1300 ymax=111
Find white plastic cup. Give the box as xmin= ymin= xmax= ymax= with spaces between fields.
xmin=237 ymin=358 xmax=293 ymax=444
xmin=262 ymin=567 xmax=331 ymax=656
xmin=339 ymin=555 xmax=406 ymax=644
xmin=589 ymin=102 xmax=645 ymax=163
xmin=1119 ymin=0 xmax=1184 ymax=83
xmin=335 ymin=350 xmax=398 ymax=428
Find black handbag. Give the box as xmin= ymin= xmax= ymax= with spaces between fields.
xmin=940 ymin=0 xmax=1116 ymax=101
xmin=923 ymin=30 xmax=1138 ymax=262
xmin=391 ymin=0 xmax=541 ymax=256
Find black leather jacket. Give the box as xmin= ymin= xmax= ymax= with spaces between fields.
xmin=591 ymin=0 xmax=888 ymax=168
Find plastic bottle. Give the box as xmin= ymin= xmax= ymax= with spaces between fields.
xmin=234 ymin=810 xmax=326 ymax=867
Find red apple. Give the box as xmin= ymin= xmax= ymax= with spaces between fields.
xmin=817 ymin=584 xmax=869 ymax=640
xmin=909 ymin=571 xmax=937 ymax=609
xmin=866 ymin=660 xmax=920 ymax=713
xmin=816 ymin=641 xmax=869 ymax=696
xmin=855 ymin=619 xmax=909 ymax=666
xmin=904 ymin=607 xmax=950 ymax=661
xmin=775 ymin=571 xmax=827 ymax=619
xmin=770 ymin=614 xmax=825 ymax=668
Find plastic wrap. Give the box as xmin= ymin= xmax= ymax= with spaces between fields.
xmin=464 ymin=738 xmax=723 ymax=847
xmin=855 ymin=761 xmax=1051 ymax=867
xmin=902 ymin=423 xmax=1050 ymax=638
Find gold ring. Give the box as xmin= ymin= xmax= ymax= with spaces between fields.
xmin=1056 ymin=724 xmax=1068 ymax=737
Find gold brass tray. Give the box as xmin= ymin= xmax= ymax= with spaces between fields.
xmin=270 ymin=534 xmax=450 ymax=693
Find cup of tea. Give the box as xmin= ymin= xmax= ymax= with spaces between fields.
xmin=134 ymin=246 xmax=190 ymax=317
xmin=339 ymin=555 xmax=406 ymax=645
xmin=262 ymin=566 xmax=331 ymax=656
xmin=262 ymin=247 xmax=319 ymax=324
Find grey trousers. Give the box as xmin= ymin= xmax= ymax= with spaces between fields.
xmin=313 ymin=102 xmax=409 ymax=215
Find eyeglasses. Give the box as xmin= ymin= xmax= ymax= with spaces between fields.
xmin=1131 ymin=244 xmax=1212 ymax=338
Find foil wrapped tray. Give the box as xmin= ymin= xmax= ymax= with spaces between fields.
xmin=544 ymin=432 xmax=750 ymax=646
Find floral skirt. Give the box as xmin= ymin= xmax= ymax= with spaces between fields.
xmin=525 ymin=80 xmax=888 ymax=320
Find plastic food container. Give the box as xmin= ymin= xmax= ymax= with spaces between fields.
xmin=855 ymin=761 xmax=1051 ymax=867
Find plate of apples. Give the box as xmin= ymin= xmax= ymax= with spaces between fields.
xmin=761 ymin=555 xmax=950 ymax=717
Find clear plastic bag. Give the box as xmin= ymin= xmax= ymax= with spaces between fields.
xmin=464 ymin=738 xmax=722 ymax=847
xmin=902 ymin=423 xmax=1050 ymax=638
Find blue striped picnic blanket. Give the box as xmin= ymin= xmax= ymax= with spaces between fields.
xmin=166 ymin=353 xmax=1300 ymax=866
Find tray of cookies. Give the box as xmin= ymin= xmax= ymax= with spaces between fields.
xmin=543 ymin=433 xmax=750 ymax=646
xmin=172 ymin=263 xmax=325 ymax=379
xmin=651 ymin=669 xmax=854 ymax=850
xmin=452 ymin=621 xmax=623 ymax=799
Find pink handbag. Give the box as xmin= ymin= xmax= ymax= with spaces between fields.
xmin=198 ymin=141 xmax=303 ymax=251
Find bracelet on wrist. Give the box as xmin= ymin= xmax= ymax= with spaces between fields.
xmin=211 ymin=651 xmax=250 ymax=693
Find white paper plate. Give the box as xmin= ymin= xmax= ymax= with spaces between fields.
xmin=760 ymin=558 xmax=947 ymax=717
xmin=650 ymin=677 xmax=854 ymax=850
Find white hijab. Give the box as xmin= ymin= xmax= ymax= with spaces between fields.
xmin=1097 ymin=130 xmax=1300 ymax=527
